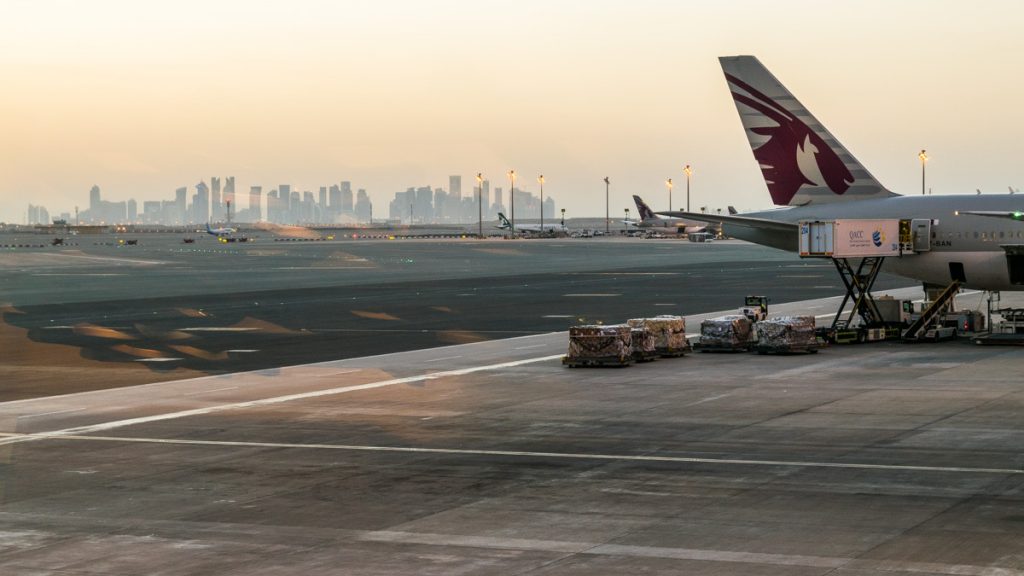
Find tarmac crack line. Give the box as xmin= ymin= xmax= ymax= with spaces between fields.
xmin=0 ymin=353 xmax=565 ymax=447
xmin=6 ymin=433 xmax=1024 ymax=476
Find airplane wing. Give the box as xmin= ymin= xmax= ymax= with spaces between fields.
xmin=656 ymin=211 xmax=798 ymax=232
xmin=956 ymin=210 xmax=1024 ymax=221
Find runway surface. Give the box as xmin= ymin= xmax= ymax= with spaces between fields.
xmin=3 ymin=233 xmax=1022 ymax=574
xmin=1 ymin=234 xmax=912 ymax=401
xmin=0 ymin=288 xmax=1022 ymax=575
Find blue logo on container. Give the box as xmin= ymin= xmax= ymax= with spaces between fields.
xmin=872 ymin=230 xmax=883 ymax=247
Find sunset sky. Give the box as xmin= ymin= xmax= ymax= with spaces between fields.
xmin=3 ymin=0 xmax=1024 ymax=223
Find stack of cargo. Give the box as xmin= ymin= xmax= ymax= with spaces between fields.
xmin=627 ymin=316 xmax=690 ymax=357
xmin=563 ymin=324 xmax=633 ymax=367
xmin=629 ymin=327 xmax=658 ymax=362
xmin=699 ymin=315 xmax=753 ymax=351
xmin=755 ymin=316 xmax=818 ymax=354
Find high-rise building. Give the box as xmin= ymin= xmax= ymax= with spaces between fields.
xmin=210 ymin=177 xmax=221 ymax=221
xmin=224 ymin=177 xmax=235 ymax=218
xmin=329 ymin=184 xmax=341 ymax=215
xmin=127 ymin=198 xmax=137 ymax=222
xmin=355 ymin=189 xmax=372 ymax=223
xmin=89 ymin=185 xmax=101 ymax=212
xmin=449 ymin=175 xmax=462 ymax=203
xmin=249 ymin=186 xmax=262 ymax=222
xmin=279 ymin=184 xmax=292 ymax=222
xmin=492 ymin=186 xmax=505 ymax=216
xmin=481 ymin=180 xmax=490 ymax=215
xmin=194 ymin=180 xmax=210 ymax=224
xmin=433 ymin=188 xmax=447 ymax=222
xmin=302 ymin=191 xmax=316 ymax=222
xmin=174 ymin=187 xmax=187 ymax=225
xmin=341 ymin=181 xmax=353 ymax=214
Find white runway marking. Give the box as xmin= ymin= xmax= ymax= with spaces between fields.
xmin=683 ymin=392 xmax=734 ymax=407
xmin=316 ymin=369 xmax=361 ymax=378
xmin=15 ymin=434 xmax=1023 ymax=476
xmin=0 ymin=353 xmax=565 ymax=446
xmin=185 ymin=386 xmax=238 ymax=397
xmin=18 ymin=408 xmax=85 ymax=419
xmin=30 ymin=253 xmax=167 ymax=265
xmin=563 ymin=293 xmax=621 ymax=297
xmin=133 ymin=358 xmax=183 ymax=363
xmin=33 ymin=273 xmax=127 ymax=277
xmin=513 ymin=344 xmax=547 ymax=350
xmin=355 ymin=531 xmax=1024 ymax=575
xmin=423 ymin=355 xmax=462 ymax=363
xmin=180 ymin=327 xmax=261 ymax=332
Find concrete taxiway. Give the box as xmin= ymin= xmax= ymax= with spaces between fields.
xmin=1 ymin=235 xmax=912 ymax=401
xmin=0 ymin=289 xmax=1021 ymax=575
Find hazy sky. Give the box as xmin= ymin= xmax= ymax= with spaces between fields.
xmin=3 ymin=0 xmax=1024 ymax=223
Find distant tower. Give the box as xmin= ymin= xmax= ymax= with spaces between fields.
xmin=194 ymin=180 xmax=210 ymax=224
xmin=89 ymin=185 xmax=101 ymax=211
xmin=249 ymin=186 xmax=262 ymax=222
xmin=211 ymin=177 xmax=222 ymax=220
xmin=224 ymin=177 xmax=235 ymax=216
xmin=448 ymin=175 xmax=462 ymax=220
xmin=355 ymin=188 xmax=372 ymax=223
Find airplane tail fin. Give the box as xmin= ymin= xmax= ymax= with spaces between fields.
xmin=632 ymin=195 xmax=658 ymax=220
xmin=497 ymin=212 xmax=511 ymax=228
xmin=720 ymin=56 xmax=897 ymax=206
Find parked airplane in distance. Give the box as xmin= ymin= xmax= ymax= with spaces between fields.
xmin=496 ymin=213 xmax=567 ymax=234
xmin=206 ymin=223 xmax=237 ymax=238
xmin=629 ymin=196 xmax=706 ymax=235
xmin=659 ymin=55 xmax=1024 ymax=291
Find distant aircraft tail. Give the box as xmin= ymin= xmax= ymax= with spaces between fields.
xmin=497 ymin=212 xmax=511 ymax=229
xmin=727 ymin=206 xmax=738 ymax=215
xmin=720 ymin=55 xmax=897 ymax=206
xmin=632 ymin=195 xmax=658 ymax=220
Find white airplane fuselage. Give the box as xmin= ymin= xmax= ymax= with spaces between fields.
xmin=734 ymin=194 xmax=1024 ymax=291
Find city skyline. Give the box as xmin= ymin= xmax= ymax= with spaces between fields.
xmin=4 ymin=1 xmax=1024 ymax=223
xmin=22 ymin=174 xmax=563 ymax=227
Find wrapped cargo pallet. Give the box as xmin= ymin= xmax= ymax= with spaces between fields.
xmin=630 ymin=327 xmax=658 ymax=362
xmin=699 ymin=315 xmax=752 ymax=351
xmin=563 ymin=324 xmax=633 ymax=367
xmin=755 ymin=316 xmax=818 ymax=354
xmin=627 ymin=315 xmax=690 ymax=356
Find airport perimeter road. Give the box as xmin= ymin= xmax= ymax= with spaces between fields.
xmin=1 ymin=236 xmax=911 ymax=400
xmin=0 ymin=291 xmax=1021 ymax=575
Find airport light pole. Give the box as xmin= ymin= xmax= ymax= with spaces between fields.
xmin=508 ymin=170 xmax=516 ymax=234
xmin=538 ymin=175 xmax=544 ymax=231
xmin=684 ymin=165 xmax=692 ymax=212
xmin=476 ymin=173 xmax=483 ymax=239
xmin=604 ymin=177 xmax=610 ymax=235
xmin=666 ymin=178 xmax=673 ymax=211
xmin=561 ymin=208 xmax=565 ymax=227
xmin=919 ymin=150 xmax=928 ymax=196
xmin=625 ymin=208 xmax=630 ymax=228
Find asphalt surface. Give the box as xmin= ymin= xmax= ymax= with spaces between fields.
xmin=0 ymin=289 xmax=1021 ymax=575
xmin=1 ymin=233 xmax=1022 ymax=575
xmin=1 ymin=233 xmax=911 ymax=400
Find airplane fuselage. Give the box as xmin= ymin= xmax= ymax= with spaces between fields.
xmin=734 ymin=194 xmax=1024 ymax=290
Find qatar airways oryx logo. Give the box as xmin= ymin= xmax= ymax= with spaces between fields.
xmin=726 ymin=73 xmax=854 ymax=205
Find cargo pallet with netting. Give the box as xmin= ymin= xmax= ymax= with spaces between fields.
xmin=563 ymin=325 xmax=634 ymax=368
xmin=628 ymin=316 xmax=691 ymax=358
xmin=698 ymin=315 xmax=753 ymax=352
xmin=755 ymin=316 xmax=820 ymax=355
